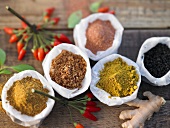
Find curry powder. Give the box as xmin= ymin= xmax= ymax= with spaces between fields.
xmin=0 ymin=82 xmax=4 ymax=99
xmin=0 ymin=83 xmax=5 ymax=113
xmin=0 ymin=101 xmax=5 ymax=113
xmin=7 ymin=77 xmax=49 ymax=116
xmin=96 ymin=57 xmax=139 ymax=97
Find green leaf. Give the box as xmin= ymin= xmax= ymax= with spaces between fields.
xmin=11 ymin=64 xmax=35 ymax=72
xmin=89 ymin=1 xmax=102 ymax=13
xmin=0 ymin=48 xmax=6 ymax=66
xmin=0 ymin=69 xmax=12 ymax=74
xmin=68 ymin=10 xmax=82 ymax=28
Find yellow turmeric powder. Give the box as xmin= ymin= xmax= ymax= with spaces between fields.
xmin=96 ymin=57 xmax=139 ymax=97
xmin=7 ymin=77 xmax=49 ymax=116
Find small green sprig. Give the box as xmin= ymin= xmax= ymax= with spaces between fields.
xmin=0 ymin=48 xmax=35 ymax=75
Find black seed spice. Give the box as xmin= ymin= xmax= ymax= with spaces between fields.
xmin=144 ymin=43 xmax=170 ymax=78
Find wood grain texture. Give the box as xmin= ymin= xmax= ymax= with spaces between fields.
xmin=0 ymin=0 xmax=170 ymax=29
xmin=0 ymin=29 xmax=170 ymax=127
xmin=0 ymin=101 xmax=169 ymax=128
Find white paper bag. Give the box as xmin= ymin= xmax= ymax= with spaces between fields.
xmin=136 ymin=37 xmax=170 ymax=86
xmin=42 ymin=44 xmax=91 ymax=99
xmin=73 ymin=13 xmax=124 ymax=61
xmin=1 ymin=70 xmax=55 ymax=128
xmin=90 ymin=54 xmax=141 ymax=106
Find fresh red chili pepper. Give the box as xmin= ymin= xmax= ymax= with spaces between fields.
xmin=86 ymin=92 xmax=94 ymax=99
xmin=85 ymin=101 xmax=97 ymax=106
xmin=57 ymin=34 xmax=72 ymax=44
xmin=98 ymin=7 xmax=109 ymax=13
xmin=46 ymin=45 xmax=52 ymax=50
xmin=3 ymin=27 xmax=14 ymax=35
xmin=43 ymin=15 xmax=50 ymax=22
xmin=52 ymin=39 xmax=61 ymax=46
xmin=85 ymin=106 xmax=101 ymax=112
xmin=17 ymin=42 xmax=24 ymax=53
xmin=9 ymin=34 xmax=19 ymax=43
xmin=51 ymin=17 xmax=60 ymax=25
xmin=44 ymin=48 xmax=50 ymax=55
xmin=36 ymin=24 xmax=41 ymax=30
xmin=108 ymin=10 xmax=115 ymax=15
xmin=23 ymin=34 xmax=29 ymax=41
xmin=38 ymin=47 xmax=45 ymax=61
xmin=31 ymin=48 xmax=39 ymax=60
xmin=80 ymin=110 xmax=97 ymax=121
xmin=44 ymin=7 xmax=55 ymax=17
xmin=21 ymin=21 xmax=28 ymax=29
xmin=18 ymin=48 xmax=26 ymax=60
xmin=74 ymin=123 xmax=84 ymax=128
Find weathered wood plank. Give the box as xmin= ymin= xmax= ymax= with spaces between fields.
xmin=0 ymin=101 xmax=169 ymax=128
xmin=0 ymin=0 xmax=170 ymax=29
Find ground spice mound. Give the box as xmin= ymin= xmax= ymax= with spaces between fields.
xmin=50 ymin=50 xmax=87 ymax=89
xmin=85 ymin=19 xmax=115 ymax=54
xmin=0 ymin=82 xmax=5 ymax=99
xmin=7 ymin=77 xmax=49 ymax=117
xmin=0 ymin=101 xmax=5 ymax=113
xmin=144 ymin=43 xmax=170 ymax=78
xmin=0 ymin=82 xmax=5 ymax=113
xmin=96 ymin=57 xmax=139 ymax=97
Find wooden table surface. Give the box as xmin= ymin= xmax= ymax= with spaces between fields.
xmin=1 ymin=0 xmax=170 ymax=128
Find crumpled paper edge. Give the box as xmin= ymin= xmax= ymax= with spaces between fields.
xmin=136 ymin=37 xmax=170 ymax=86
xmin=1 ymin=70 xmax=55 ymax=127
xmin=90 ymin=54 xmax=141 ymax=106
xmin=73 ymin=13 xmax=124 ymax=61
xmin=42 ymin=44 xmax=91 ymax=99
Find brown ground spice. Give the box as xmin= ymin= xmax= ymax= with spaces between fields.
xmin=85 ymin=19 xmax=115 ymax=54
xmin=0 ymin=82 xmax=5 ymax=99
xmin=0 ymin=101 xmax=5 ymax=113
xmin=0 ymin=76 xmax=10 ymax=113
xmin=7 ymin=77 xmax=49 ymax=117
xmin=50 ymin=50 xmax=87 ymax=89
xmin=0 ymin=82 xmax=5 ymax=113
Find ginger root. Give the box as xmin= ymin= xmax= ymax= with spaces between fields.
xmin=119 ymin=91 xmax=166 ymax=128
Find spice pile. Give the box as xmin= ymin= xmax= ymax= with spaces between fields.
xmin=7 ymin=77 xmax=49 ymax=116
xmin=85 ymin=19 xmax=115 ymax=54
xmin=0 ymin=82 xmax=5 ymax=113
xmin=50 ymin=50 xmax=87 ymax=89
xmin=0 ymin=82 xmax=5 ymax=98
xmin=144 ymin=43 xmax=170 ymax=78
xmin=97 ymin=57 xmax=139 ymax=97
